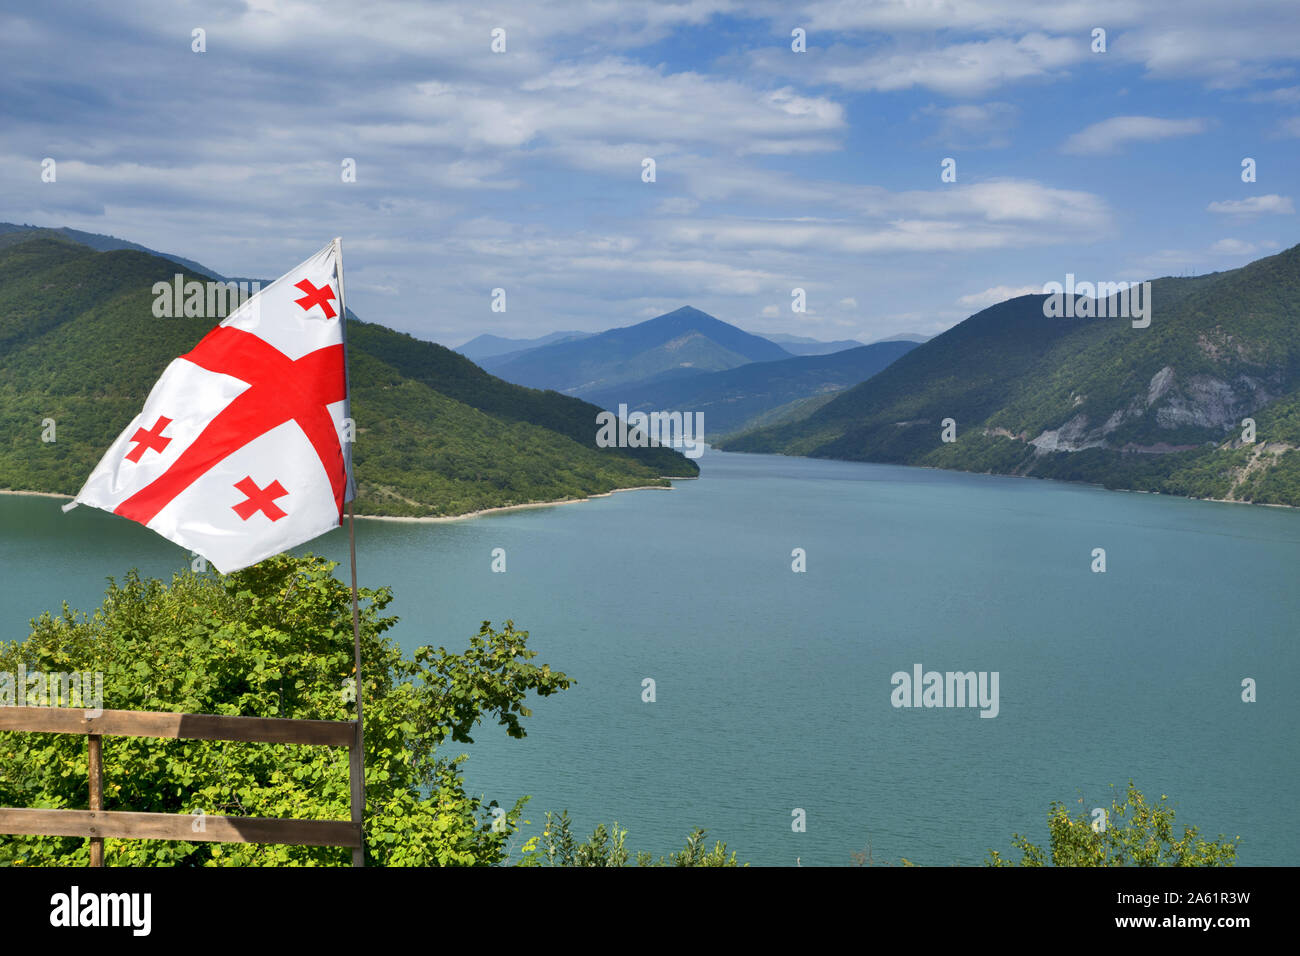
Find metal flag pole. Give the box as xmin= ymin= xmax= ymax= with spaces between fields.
xmin=335 ymin=237 xmax=366 ymax=867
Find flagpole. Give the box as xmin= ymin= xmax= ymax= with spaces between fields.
xmin=336 ymin=237 xmax=366 ymax=867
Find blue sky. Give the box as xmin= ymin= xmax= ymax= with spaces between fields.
xmin=3 ymin=0 xmax=1298 ymax=347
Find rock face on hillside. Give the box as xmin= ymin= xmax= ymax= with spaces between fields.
xmin=1030 ymin=414 xmax=1106 ymax=453
xmin=1153 ymin=371 xmax=1273 ymax=431
xmin=1027 ymin=366 xmax=1277 ymax=454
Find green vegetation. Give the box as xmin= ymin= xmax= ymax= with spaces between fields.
xmin=0 ymin=238 xmax=696 ymax=518
xmin=0 ymin=555 xmax=739 ymax=865
xmin=720 ymin=244 xmax=1300 ymax=506
xmin=513 ymin=810 xmax=742 ymax=866
xmin=0 ymin=223 xmax=213 ymax=275
xmin=987 ymin=783 xmax=1238 ymax=867
xmin=0 ymin=554 xmax=556 ymax=865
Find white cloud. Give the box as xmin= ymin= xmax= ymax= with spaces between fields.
xmin=8 ymin=0 xmax=1297 ymax=345
xmin=838 ymin=297 xmax=858 ymax=308
xmin=656 ymin=197 xmax=701 ymax=216
xmin=796 ymin=0 xmax=1300 ymax=89
xmin=516 ymin=62 xmax=846 ymax=149
xmin=1246 ymin=85 xmax=1300 ymax=103
xmin=957 ymin=285 xmax=1041 ymax=309
xmin=921 ymin=102 xmax=1019 ymax=149
xmin=1274 ymin=116 xmax=1300 ymax=138
xmin=564 ymin=256 xmax=778 ymax=296
xmin=1136 ymin=238 xmax=1284 ymax=273
xmin=1206 ymin=195 xmax=1295 ymax=215
xmin=798 ymin=0 xmax=1135 ymax=32
xmin=1209 ymin=238 xmax=1281 ymax=255
xmin=753 ymin=34 xmax=1082 ymax=96
xmin=667 ymin=218 xmax=1055 ymax=254
xmin=1061 ymin=116 xmax=1208 ymax=154
xmin=889 ymin=181 xmax=1111 ymax=230
xmin=364 ymin=61 xmax=847 ymax=159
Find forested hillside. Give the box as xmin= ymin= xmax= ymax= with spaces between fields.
xmin=720 ymin=244 xmax=1300 ymax=506
xmin=0 ymin=237 xmax=696 ymax=517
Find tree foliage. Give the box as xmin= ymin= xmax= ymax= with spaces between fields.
xmin=986 ymin=783 xmax=1238 ymax=867
xmin=512 ymin=810 xmax=743 ymax=867
xmin=0 ymin=554 xmax=571 ymax=866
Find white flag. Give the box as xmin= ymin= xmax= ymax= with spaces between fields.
xmin=65 ymin=239 xmax=355 ymax=573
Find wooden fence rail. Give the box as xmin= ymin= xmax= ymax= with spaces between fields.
xmin=0 ymin=706 xmax=363 ymax=865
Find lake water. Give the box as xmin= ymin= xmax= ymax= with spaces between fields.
xmin=3 ymin=450 xmax=1297 ymax=866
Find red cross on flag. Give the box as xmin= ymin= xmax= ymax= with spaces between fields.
xmin=64 ymin=239 xmax=356 ymax=573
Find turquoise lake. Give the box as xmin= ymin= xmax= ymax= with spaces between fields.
xmin=3 ymin=449 xmax=1297 ymax=866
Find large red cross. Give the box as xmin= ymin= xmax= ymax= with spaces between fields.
xmin=294 ymin=279 xmax=337 ymax=319
xmin=125 ymin=415 xmax=173 ymax=463
xmin=232 ymin=476 xmax=289 ymax=522
xmin=114 ymin=327 xmax=346 ymax=527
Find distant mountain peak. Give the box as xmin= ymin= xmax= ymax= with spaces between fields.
xmin=643 ymin=306 xmax=722 ymax=330
xmin=481 ymin=305 xmax=791 ymax=395
xmin=661 ymin=305 xmax=711 ymax=319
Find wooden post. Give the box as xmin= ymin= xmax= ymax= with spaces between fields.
xmin=88 ymin=734 xmax=103 ymax=867
xmin=349 ymin=719 xmax=364 ymax=867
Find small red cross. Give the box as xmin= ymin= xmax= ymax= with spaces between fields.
xmin=232 ymin=476 xmax=289 ymax=522
xmin=125 ymin=416 xmax=173 ymax=463
xmin=115 ymin=328 xmax=346 ymax=528
xmin=293 ymin=279 xmax=337 ymax=319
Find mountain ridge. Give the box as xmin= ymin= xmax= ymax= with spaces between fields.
xmin=586 ymin=339 xmax=919 ymax=437
xmin=719 ymin=243 xmax=1300 ymax=507
xmin=482 ymin=305 xmax=792 ymax=395
xmin=0 ymin=236 xmax=697 ymax=518
xmin=455 ymin=330 xmax=594 ymax=361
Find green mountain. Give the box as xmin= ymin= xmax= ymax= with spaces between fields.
xmin=482 ymin=306 xmax=792 ymax=395
xmin=0 ymin=237 xmax=697 ymax=518
xmin=0 ymin=222 xmax=217 ymax=278
xmin=719 ymin=243 xmax=1300 ymax=506
xmin=585 ymin=340 xmax=918 ymax=438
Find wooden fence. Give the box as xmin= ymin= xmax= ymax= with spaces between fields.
xmin=0 ymin=706 xmax=364 ymax=865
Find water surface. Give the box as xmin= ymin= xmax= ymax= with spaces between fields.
xmin=2 ymin=452 xmax=1296 ymax=866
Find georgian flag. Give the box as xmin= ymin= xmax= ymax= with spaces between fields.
xmin=64 ymin=239 xmax=355 ymax=574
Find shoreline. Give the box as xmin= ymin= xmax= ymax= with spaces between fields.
xmin=912 ymin=461 xmax=1299 ymax=510
xmin=712 ymin=449 xmax=1298 ymax=511
xmin=356 ymin=483 xmax=674 ymax=523
xmin=5 ymin=465 xmax=1289 ymax=514
xmin=0 ymin=483 xmax=678 ymax=522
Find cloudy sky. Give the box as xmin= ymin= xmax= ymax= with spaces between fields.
xmin=3 ymin=0 xmax=1298 ymax=347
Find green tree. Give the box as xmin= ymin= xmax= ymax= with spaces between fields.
xmin=513 ymin=810 xmax=743 ymax=867
xmin=986 ymin=783 xmax=1238 ymax=867
xmin=0 ymin=554 xmax=571 ymax=866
